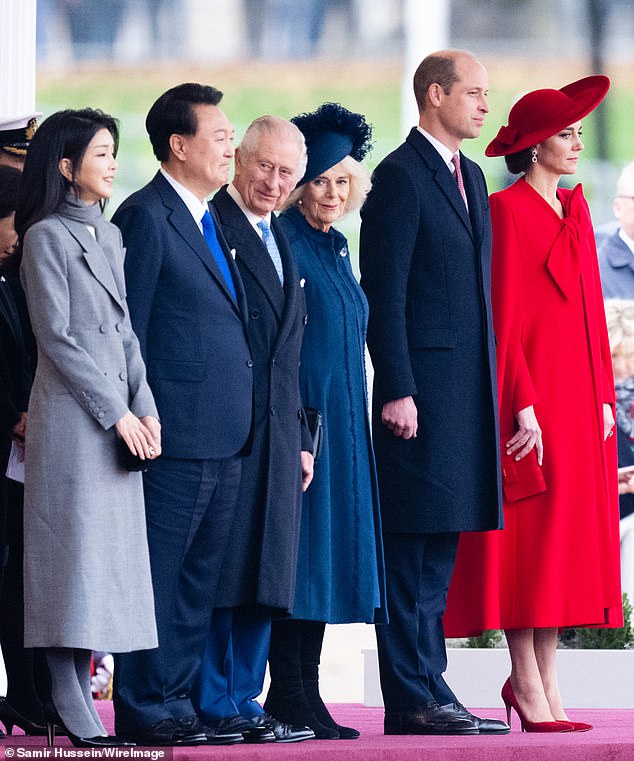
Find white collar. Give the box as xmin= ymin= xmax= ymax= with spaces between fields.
xmin=618 ymin=227 xmax=634 ymax=257
xmin=160 ymin=167 xmax=209 ymax=229
xmin=227 ymin=183 xmax=272 ymax=236
xmin=417 ymin=126 xmax=457 ymax=171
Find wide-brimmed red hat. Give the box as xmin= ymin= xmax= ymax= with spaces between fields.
xmin=485 ymin=75 xmax=610 ymax=157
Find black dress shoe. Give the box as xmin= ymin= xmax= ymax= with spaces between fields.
xmin=45 ymin=703 xmax=135 ymax=748
xmin=384 ymin=702 xmax=479 ymax=735
xmin=208 ymin=714 xmax=274 ymax=743
xmin=252 ymin=713 xmax=316 ymax=743
xmin=440 ymin=702 xmax=510 ymax=734
xmin=125 ymin=718 xmax=206 ymax=746
xmin=0 ymin=698 xmax=47 ymax=736
xmin=177 ymin=715 xmax=243 ymax=745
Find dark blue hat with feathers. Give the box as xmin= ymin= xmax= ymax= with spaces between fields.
xmin=291 ymin=102 xmax=373 ymax=186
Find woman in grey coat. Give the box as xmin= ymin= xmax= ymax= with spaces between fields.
xmin=15 ymin=109 xmax=161 ymax=747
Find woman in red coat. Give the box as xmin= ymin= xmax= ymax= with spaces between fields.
xmin=445 ymin=76 xmax=622 ymax=732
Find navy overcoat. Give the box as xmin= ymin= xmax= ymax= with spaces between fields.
xmin=279 ymin=207 xmax=386 ymax=624
xmin=360 ymin=128 xmax=503 ymax=534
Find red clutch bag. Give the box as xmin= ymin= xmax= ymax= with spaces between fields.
xmin=500 ymin=436 xmax=547 ymax=502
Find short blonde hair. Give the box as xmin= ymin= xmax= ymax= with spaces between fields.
xmin=282 ymin=154 xmax=371 ymax=217
xmin=605 ymin=298 xmax=634 ymax=354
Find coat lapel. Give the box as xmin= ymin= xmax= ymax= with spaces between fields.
xmin=406 ymin=129 xmax=474 ymax=240
xmin=270 ymin=213 xmax=300 ymax=350
xmin=212 ymin=187 xmax=285 ymax=321
xmin=461 ymin=155 xmax=485 ymax=247
xmin=56 ymin=216 xmax=125 ymax=310
xmin=152 ymin=173 xmax=241 ymax=313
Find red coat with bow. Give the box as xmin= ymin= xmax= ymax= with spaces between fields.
xmin=445 ymin=178 xmax=622 ymax=633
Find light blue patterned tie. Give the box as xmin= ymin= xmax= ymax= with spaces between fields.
xmin=257 ymin=219 xmax=284 ymax=286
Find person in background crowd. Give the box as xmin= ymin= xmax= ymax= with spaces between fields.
xmin=360 ymin=50 xmax=508 ymax=737
xmin=0 ymin=114 xmax=41 ymax=170
xmin=604 ymin=298 xmax=634 ymax=620
xmin=445 ymin=76 xmax=622 ymax=733
xmin=263 ymin=102 xmax=387 ymax=740
xmin=0 ymin=164 xmax=48 ymax=739
xmin=598 ymin=161 xmax=634 ymax=298
xmin=16 ymin=108 xmax=161 ymax=747
xmin=192 ymin=115 xmax=314 ymax=745
xmin=111 ymin=83 xmax=253 ymax=747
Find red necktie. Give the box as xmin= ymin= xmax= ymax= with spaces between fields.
xmin=451 ymin=153 xmax=468 ymax=207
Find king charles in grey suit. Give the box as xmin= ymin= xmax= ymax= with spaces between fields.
xmin=111 ymin=84 xmax=253 ymax=747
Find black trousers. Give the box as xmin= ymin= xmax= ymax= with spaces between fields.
xmin=0 ymin=479 xmax=47 ymax=723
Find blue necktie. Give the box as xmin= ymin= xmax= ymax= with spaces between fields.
xmin=257 ymin=219 xmax=284 ymax=286
xmin=201 ymin=210 xmax=236 ymax=301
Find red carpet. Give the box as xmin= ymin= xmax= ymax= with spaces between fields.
xmin=2 ymin=703 xmax=634 ymax=760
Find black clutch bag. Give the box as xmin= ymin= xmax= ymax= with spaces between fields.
xmin=116 ymin=435 xmax=156 ymax=473
xmin=304 ymin=407 xmax=323 ymax=462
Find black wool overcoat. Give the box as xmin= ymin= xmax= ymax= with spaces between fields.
xmin=360 ymin=128 xmax=503 ymax=534
xmin=212 ymin=186 xmax=310 ymax=613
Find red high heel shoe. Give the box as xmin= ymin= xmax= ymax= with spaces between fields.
xmin=564 ymin=720 xmax=593 ymax=732
xmin=501 ymin=679 xmax=574 ymax=733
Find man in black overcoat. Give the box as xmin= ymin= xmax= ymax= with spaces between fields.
xmin=191 ymin=116 xmax=314 ymax=744
xmin=598 ymin=161 xmax=634 ymax=299
xmin=359 ymin=50 xmax=507 ymax=736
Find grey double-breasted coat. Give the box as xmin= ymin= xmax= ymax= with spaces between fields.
xmin=20 ymin=202 xmax=158 ymax=652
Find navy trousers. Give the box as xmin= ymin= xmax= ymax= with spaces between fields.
xmin=114 ymin=455 xmax=241 ymax=732
xmin=375 ymin=531 xmax=460 ymax=711
xmin=193 ymin=606 xmax=270 ymax=721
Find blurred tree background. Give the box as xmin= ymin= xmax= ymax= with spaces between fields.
xmin=34 ymin=0 xmax=634 ymax=244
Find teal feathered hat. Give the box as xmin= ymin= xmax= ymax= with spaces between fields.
xmin=291 ymin=102 xmax=373 ymax=186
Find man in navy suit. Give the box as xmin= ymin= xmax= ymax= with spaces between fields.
xmin=191 ymin=116 xmax=315 ymax=744
xmin=360 ymin=50 xmax=508 ymax=735
xmin=599 ymin=161 xmax=634 ymax=298
xmin=112 ymin=83 xmax=253 ymax=746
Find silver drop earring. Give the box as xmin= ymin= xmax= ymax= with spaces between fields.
xmin=531 ymin=147 xmax=538 ymax=164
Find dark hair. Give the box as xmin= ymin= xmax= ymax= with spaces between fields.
xmin=413 ymin=54 xmax=460 ymax=112
xmin=0 ymin=165 xmax=21 ymax=219
xmin=15 ymin=108 xmax=119 ymax=241
xmin=505 ymin=146 xmax=534 ymax=175
xmin=145 ymin=83 xmax=223 ymax=162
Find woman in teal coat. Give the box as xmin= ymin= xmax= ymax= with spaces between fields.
xmin=263 ymin=103 xmax=386 ymax=739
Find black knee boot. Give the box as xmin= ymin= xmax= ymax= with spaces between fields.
xmin=300 ymin=620 xmax=360 ymax=739
xmin=264 ymin=620 xmax=338 ymax=739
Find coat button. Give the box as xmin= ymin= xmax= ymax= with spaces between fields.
xmin=250 ymin=309 xmax=260 ymax=319
xmin=247 ymin=359 xmax=253 ymax=367
xmin=303 ymin=315 xmax=308 ymax=325
xmin=119 ymin=371 xmax=126 ymax=381
xmin=99 ymin=324 xmax=107 ymax=333
xmin=270 ymin=406 xmax=276 ymax=415
xmin=115 ymin=323 xmax=122 ymax=332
